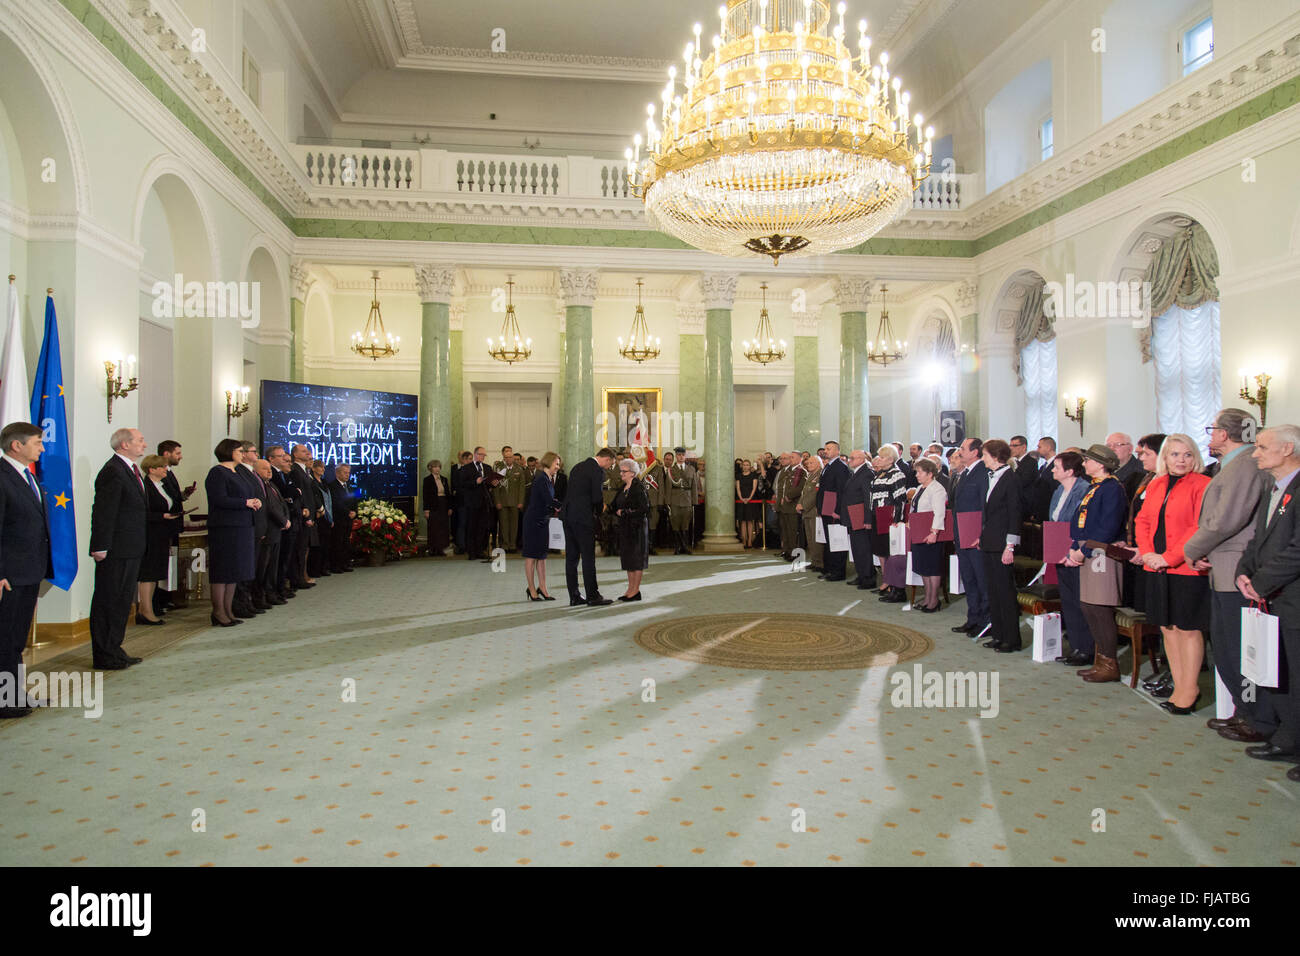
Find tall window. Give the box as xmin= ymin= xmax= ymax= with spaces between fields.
xmin=1039 ymin=117 xmax=1054 ymax=161
xmin=1182 ymin=16 xmax=1213 ymax=76
xmin=1152 ymin=301 xmax=1221 ymax=458
xmin=1021 ymin=338 xmax=1058 ymax=446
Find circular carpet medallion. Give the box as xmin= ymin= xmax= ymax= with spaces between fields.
xmin=634 ymin=613 xmax=934 ymax=671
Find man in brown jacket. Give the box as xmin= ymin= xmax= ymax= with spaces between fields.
xmin=1185 ymin=408 xmax=1274 ymax=742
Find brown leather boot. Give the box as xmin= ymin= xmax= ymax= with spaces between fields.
xmin=1080 ymin=653 xmax=1120 ymax=683
xmin=1077 ymin=656 xmax=1099 ymax=678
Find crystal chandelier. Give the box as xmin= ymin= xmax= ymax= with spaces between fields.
xmin=867 ymin=283 xmax=906 ymax=365
xmin=626 ymin=0 xmax=933 ymax=265
xmin=487 ymin=276 xmax=532 ymax=365
xmin=350 ymin=270 xmax=400 ymax=359
xmin=742 ymin=282 xmax=786 ymax=364
xmin=618 ymin=279 xmax=662 ymax=363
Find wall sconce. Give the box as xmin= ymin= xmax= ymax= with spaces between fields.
xmin=105 ymin=355 xmax=137 ymax=423
xmin=1238 ymin=369 xmax=1270 ymax=426
xmin=1063 ymin=393 xmax=1086 ymax=436
xmin=226 ymin=386 xmax=251 ymax=435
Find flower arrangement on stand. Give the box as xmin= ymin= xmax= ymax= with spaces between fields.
xmin=351 ymin=498 xmax=418 ymax=566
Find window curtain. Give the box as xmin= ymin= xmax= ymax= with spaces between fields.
xmin=1140 ymin=223 xmax=1219 ymax=363
xmin=1011 ymin=280 xmax=1053 ymax=385
xmin=1021 ymin=337 xmax=1058 ymax=444
xmin=1152 ymin=301 xmax=1221 ymax=459
xmin=931 ymin=318 xmax=959 ymax=410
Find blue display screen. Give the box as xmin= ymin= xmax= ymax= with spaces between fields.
xmin=259 ymin=380 xmax=418 ymax=499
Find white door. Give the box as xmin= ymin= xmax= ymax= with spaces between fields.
xmin=734 ymin=389 xmax=768 ymax=463
xmin=473 ymin=386 xmax=551 ymax=460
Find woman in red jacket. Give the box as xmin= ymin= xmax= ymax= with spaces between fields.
xmin=1135 ymin=434 xmax=1212 ymax=714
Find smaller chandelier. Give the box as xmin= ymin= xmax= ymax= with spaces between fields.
xmin=618 ymin=279 xmax=661 ymax=363
xmin=487 ymin=276 xmax=532 ymax=365
xmin=742 ymin=282 xmax=786 ymax=365
xmin=351 ymin=270 xmax=400 ymax=360
xmin=867 ymin=283 xmax=906 ymax=366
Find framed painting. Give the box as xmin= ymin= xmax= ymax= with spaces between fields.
xmin=600 ymin=387 xmax=662 ymax=453
xmin=869 ymin=415 xmax=883 ymax=453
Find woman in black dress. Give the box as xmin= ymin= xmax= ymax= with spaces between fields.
xmin=614 ymin=458 xmax=650 ymax=601
xmin=136 ymin=454 xmax=180 ymax=625
xmin=206 ymin=438 xmax=261 ymax=627
xmin=521 ymin=451 xmax=560 ymax=601
xmin=422 ymin=460 xmax=452 ymax=556
xmin=735 ymin=459 xmax=761 ymax=548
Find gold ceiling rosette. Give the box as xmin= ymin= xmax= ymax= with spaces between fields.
xmin=627 ymin=0 xmax=933 ymax=264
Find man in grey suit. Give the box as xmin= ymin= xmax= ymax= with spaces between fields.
xmin=1185 ymin=409 xmax=1274 ymax=742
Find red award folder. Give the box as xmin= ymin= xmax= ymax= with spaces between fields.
xmin=820 ymin=490 xmax=838 ymax=517
xmin=847 ymin=503 xmax=866 ymax=530
xmin=956 ymin=511 xmax=982 ymax=549
xmin=874 ymin=505 xmax=893 ymax=532
xmin=1045 ymin=563 xmax=1059 ymax=586
xmin=1042 ymin=521 xmax=1072 ymax=564
xmin=907 ymin=510 xmax=955 ymax=542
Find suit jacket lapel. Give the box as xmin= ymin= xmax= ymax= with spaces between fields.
xmin=1258 ymin=472 xmax=1300 ymax=547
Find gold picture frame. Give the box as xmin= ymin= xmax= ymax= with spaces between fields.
xmin=600 ymin=387 xmax=662 ymax=453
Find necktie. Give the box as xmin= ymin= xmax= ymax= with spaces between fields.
xmin=132 ymin=463 xmax=145 ymax=495
xmin=1266 ymin=484 xmax=1285 ymax=528
xmin=25 ymin=468 xmax=40 ymax=501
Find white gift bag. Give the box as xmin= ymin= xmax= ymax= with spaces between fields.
xmin=548 ymin=517 xmax=566 ymax=550
xmin=166 ymin=547 xmax=179 ymax=592
xmin=1241 ymin=604 xmax=1280 ymax=688
xmin=827 ymin=523 xmax=850 ymax=552
xmin=904 ymin=551 xmax=924 ymax=586
xmin=815 ymin=519 xmax=826 ymax=544
xmin=1031 ymin=612 xmax=1062 ymax=663
xmin=1213 ymin=667 xmax=1234 ymax=720
xmin=888 ymin=523 xmax=907 ymax=556
xmin=949 ymin=554 xmax=964 ymax=594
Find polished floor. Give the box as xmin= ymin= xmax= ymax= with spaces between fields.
xmin=1 ymin=552 xmax=1295 ymax=866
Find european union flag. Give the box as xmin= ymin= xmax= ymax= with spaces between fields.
xmin=30 ymin=294 xmax=76 ymax=590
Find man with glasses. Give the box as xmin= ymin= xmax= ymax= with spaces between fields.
xmin=1106 ymin=432 xmax=1143 ymax=494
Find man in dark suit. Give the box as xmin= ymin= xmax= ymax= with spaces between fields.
xmin=1234 ymin=425 xmax=1300 ymax=780
xmin=979 ymin=438 xmax=1023 ymax=653
xmin=459 ymin=447 xmax=496 ymax=561
xmin=561 ymin=447 xmax=615 ymax=606
xmin=1028 ymin=436 xmax=1059 ymax=522
xmin=841 ymin=449 xmax=876 ymax=590
xmin=235 ymin=441 xmax=270 ymax=614
xmin=308 ymin=460 xmax=333 ymax=578
xmin=0 ymin=422 xmax=53 ymax=717
xmin=328 ymin=464 xmax=356 ymax=572
xmin=951 ymin=437 xmax=990 ymax=636
xmin=253 ymin=458 xmax=290 ymax=606
xmin=267 ymin=446 xmax=302 ymax=598
xmin=155 ymin=439 xmax=194 ymax=611
xmin=817 ymin=440 xmax=850 ymax=581
xmin=88 ymin=427 xmax=149 ymax=669
xmin=288 ymin=444 xmax=319 ymax=588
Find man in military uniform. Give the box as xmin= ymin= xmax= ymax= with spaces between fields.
xmin=666 ymin=447 xmax=696 ymax=555
xmin=775 ymin=451 xmax=805 ymax=560
xmin=797 ymin=452 xmax=824 ymax=572
xmin=643 ymin=451 xmax=668 ymax=555
xmin=492 ymin=444 xmax=527 ymax=553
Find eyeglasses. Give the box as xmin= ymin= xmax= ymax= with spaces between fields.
xmin=1204 ymin=425 xmax=1225 ymax=435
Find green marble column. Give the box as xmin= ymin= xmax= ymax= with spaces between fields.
xmin=834 ymin=277 xmax=872 ymax=452
xmin=956 ymin=283 xmax=981 ymax=437
xmin=677 ymin=305 xmax=705 ymax=455
xmin=415 ymin=266 xmax=457 ymax=469
xmin=450 ymin=324 xmax=464 ymax=456
xmin=793 ymin=325 xmax=821 ymax=450
xmin=700 ymin=273 xmax=740 ymax=552
xmin=558 ymin=269 xmax=598 ymax=470
xmin=289 ymin=262 xmax=310 ymax=383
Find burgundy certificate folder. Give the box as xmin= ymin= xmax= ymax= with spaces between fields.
xmin=1042 ymin=521 xmax=1072 ymax=565
xmin=820 ymin=490 xmax=838 ymax=517
xmin=908 ymin=510 xmax=954 ymax=542
xmin=874 ymin=506 xmax=894 ymax=532
xmin=956 ymin=511 xmax=982 ymax=549
xmin=847 ymin=503 xmax=866 ymax=530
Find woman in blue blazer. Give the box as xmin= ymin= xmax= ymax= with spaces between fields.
xmin=1066 ymin=444 xmax=1131 ymax=682
xmin=521 ymin=451 xmax=560 ymax=601
xmin=1046 ymin=451 xmax=1092 ymax=665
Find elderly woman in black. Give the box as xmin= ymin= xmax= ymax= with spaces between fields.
xmin=614 ymin=458 xmax=650 ymax=601
xmin=870 ymin=445 xmax=908 ymax=602
xmin=206 ymin=438 xmax=261 ymax=627
xmin=136 ymin=453 xmax=180 ymax=625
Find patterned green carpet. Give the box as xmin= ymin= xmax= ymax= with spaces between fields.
xmin=1 ymin=553 xmax=1295 ymax=866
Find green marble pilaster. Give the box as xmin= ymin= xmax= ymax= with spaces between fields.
xmin=959 ymin=311 xmax=981 ymax=437
xmin=290 ymin=296 xmax=305 ymax=383
xmin=419 ymin=301 xmax=450 ymax=464
xmin=794 ymin=334 xmax=821 ymax=451
xmin=560 ymin=305 xmax=594 ymax=469
xmin=838 ymin=310 xmax=869 ymax=451
xmin=678 ymin=334 xmax=705 ymax=433
xmin=449 ymin=329 xmax=464 ymax=455
xmin=702 ymin=307 xmax=738 ymax=551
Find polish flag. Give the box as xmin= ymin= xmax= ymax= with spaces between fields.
xmin=0 ymin=277 xmax=30 ymax=428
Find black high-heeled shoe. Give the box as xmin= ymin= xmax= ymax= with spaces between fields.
xmin=920 ymin=603 xmax=940 ymax=614
xmin=539 ymin=592 xmax=556 ymax=601
xmin=135 ymin=616 xmax=165 ymax=626
xmin=1160 ymin=693 xmax=1202 ymax=715
xmin=617 ymin=592 xmax=642 ymax=602
xmin=526 ymin=588 xmax=542 ymax=602
xmin=210 ymin=614 xmax=238 ymax=628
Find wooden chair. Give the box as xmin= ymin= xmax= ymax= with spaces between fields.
xmin=1113 ymin=607 xmax=1161 ymax=689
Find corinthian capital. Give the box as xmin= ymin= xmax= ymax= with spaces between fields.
xmin=558 ymin=269 xmax=599 ymax=307
xmin=699 ymin=273 xmax=738 ymax=310
xmin=289 ymin=260 xmax=314 ymax=300
xmin=832 ymin=276 xmax=873 ymax=313
xmin=955 ymin=278 xmax=978 ymax=311
xmin=415 ymin=264 xmax=458 ymax=304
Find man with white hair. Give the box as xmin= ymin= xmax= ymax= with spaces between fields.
xmin=88 ymin=427 xmax=149 ymax=670
xmin=1235 ymin=424 xmax=1300 ymax=781
xmin=1107 ymin=432 xmax=1143 ymax=491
